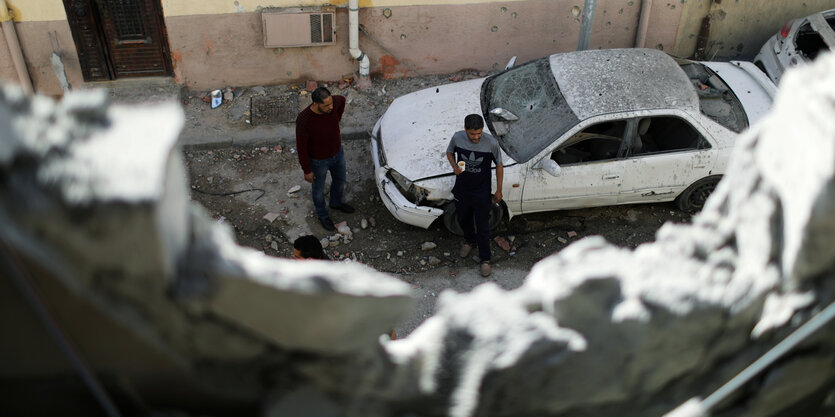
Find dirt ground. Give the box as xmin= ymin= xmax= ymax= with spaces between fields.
xmin=180 ymin=73 xmax=695 ymax=336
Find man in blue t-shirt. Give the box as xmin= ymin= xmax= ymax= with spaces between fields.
xmin=445 ymin=114 xmax=504 ymax=277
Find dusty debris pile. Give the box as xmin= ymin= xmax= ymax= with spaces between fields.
xmin=1 ymin=53 xmax=835 ymax=417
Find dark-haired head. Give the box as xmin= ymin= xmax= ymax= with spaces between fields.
xmin=311 ymin=87 xmax=332 ymax=104
xmin=464 ymin=114 xmax=484 ymax=130
xmin=293 ymin=235 xmax=328 ymax=260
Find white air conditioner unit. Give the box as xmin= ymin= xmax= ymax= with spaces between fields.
xmin=262 ymin=8 xmax=336 ymax=48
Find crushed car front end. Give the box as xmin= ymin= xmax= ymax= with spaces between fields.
xmin=370 ymin=118 xmax=448 ymax=229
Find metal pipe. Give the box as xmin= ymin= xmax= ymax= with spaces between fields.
xmin=348 ymin=0 xmax=370 ymax=87
xmin=0 ymin=0 xmax=34 ymax=94
xmin=576 ymin=0 xmax=598 ymax=51
xmin=635 ymin=0 xmax=652 ymax=48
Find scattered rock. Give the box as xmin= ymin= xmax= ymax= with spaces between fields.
xmin=270 ymin=241 xmax=279 ymax=251
xmin=263 ymin=212 xmax=280 ymax=223
xmin=428 ymin=256 xmax=441 ymax=266
xmin=287 ymin=185 xmax=301 ymax=196
xmin=265 ymin=234 xmax=273 ymax=242
xmin=567 ymin=230 xmax=578 ymax=238
xmin=361 ymin=218 xmax=368 ymax=229
xmin=421 ymin=242 xmax=437 ymax=251
xmin=328 ymin=234 xmax=340 ymax=242
xmin=306 ymin=80 xmax=318 ymax=92
xmin=319 ymin=238 xmax=329 ymax=248
xmin=494 ymin=236 xmax=511 ymax=251
xmin=420 ymin=259 xmax=427 ymax=266
xmin=448 ymin=74 xmax=463 ymax=82
xmin=369 ymin=218 xmax=376 ymax=227
xmin=558 ymin=237 xmax=568 ymax=244
xmin=336 ymin=221 xmax=352 ymax=236
xmin=397 ymin=251 xmax=404 ymax=257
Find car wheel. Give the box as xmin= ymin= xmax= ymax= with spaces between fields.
xmin=442 ymin=201 xmax=505 ymax=236
xmin=676 ymin=176 xmax=721 ymax=212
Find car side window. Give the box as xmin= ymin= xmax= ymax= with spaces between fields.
xmin=551 ymin=120 xmax=626 ymax=165
xmin=629 ymin=116 xmax=711 ymax=157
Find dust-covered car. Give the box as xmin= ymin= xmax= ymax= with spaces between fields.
xmin=370 ymin=48 xmax=776 ymax=234
xmin=754 ymin=8 xmax=835 ymax=85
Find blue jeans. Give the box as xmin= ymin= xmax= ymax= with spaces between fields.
xmin=310 ymin=146 xmax=346 ymax=219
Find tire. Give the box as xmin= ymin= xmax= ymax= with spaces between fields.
xmin=442 ymin=201 xmax=504 ymax=236
xmin=676 ymin=176 xmax=721 ymax=212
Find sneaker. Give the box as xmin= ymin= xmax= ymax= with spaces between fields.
xmin=331 ymin=203 xmax=355 ymax=214
xmin=319 ymin=216 xmax=336 ymax=231
xmin=459 ymin=243 xmax=473 ymax=258
xmin=480 ymin=261 xmax=492 ymax=277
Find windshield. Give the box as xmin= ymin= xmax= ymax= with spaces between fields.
xmin=481 ymin=58 xmax=578 ymax=163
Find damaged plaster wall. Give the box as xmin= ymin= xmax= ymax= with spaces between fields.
xmin=673 ymin=0 xmax=835 ymax=60
xmin=1 ymin=52 xmax=835 ymax=417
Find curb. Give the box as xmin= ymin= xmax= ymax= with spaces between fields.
xmin=179 ymin=126 xmax=371 ymax=151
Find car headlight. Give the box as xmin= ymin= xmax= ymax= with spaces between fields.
xmin=387 ymin=169 xmax=430 ymax=205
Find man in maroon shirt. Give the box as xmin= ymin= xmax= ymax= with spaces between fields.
xmin=296 ymin=87 xmax=354 ymax=231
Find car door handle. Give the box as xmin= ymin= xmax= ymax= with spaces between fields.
xmin=602 ymin=174 xmax=620 ymax=180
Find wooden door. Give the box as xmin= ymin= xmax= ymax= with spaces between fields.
xmin=64 ymin=0 xmax=173 ymax=81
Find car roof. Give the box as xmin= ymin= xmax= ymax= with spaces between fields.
xmin=549 ymin=48 xmax=699 ymax=121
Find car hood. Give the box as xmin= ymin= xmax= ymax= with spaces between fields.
xmin=702 ymin=61 xmax=777 ymax=127
xmin=379 ymin=78 xmax=485 ymax=181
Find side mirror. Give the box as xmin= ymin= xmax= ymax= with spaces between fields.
xmin=537 ymin=158 xmax=562 ymax=177
xmin=505 ymin=56 xmax=517 ymax=70
xmin=489 ymin=107 xmax=519 ymax=121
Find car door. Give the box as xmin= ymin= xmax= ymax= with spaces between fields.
xmin=521 ymin=120 xmax=628 ymax=214
xmin=617 ymin=114 xmax=716 ymax=204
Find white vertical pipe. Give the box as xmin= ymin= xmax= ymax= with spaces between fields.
xmin=348 ymin=0 xmax=369 ymax=80
xmin=0 ymin=0 xmax=34 ymax=95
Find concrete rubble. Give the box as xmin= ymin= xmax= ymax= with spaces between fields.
xmin=1 ymin=53 xmax=835 ymax=416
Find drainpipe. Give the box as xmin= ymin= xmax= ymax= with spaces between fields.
xmin=576 ymin=0 xmax=598 ymax=51
xmin=635 ymin=0 xmax=652 ymax=48
xmin=348 ymin=0 xmax=370 ymax=89
xmin=0 ymin=0 xmax=34 ymax=95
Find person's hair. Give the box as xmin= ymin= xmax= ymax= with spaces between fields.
xmin=311 ymin=87 xmax=332 ymax=104
xmin=464 ymin=114 xmax=484 ymax=130
xmin=294 ymin=235 xmax=328 ymax=259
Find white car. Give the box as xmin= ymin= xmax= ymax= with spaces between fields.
xmin=370 ymin=48 xmax=776 ymax=234
xmin=754 ymin=8 xmax=835 ymax=85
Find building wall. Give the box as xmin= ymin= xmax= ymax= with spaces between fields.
xmin=673 ymin=0 xmax=835 ymax=60
xmin=0 ymin=0 xmax=81 ymax=96
xmin=17 ymin=0 xmax=816 ymax=95
xmin=162 ymin=0 xmax=684 ymax=90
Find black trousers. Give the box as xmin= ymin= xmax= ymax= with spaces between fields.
xmin=456 ymin=194 xmax=491 ymax=262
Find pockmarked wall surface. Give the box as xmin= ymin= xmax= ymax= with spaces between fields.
xmin=673 ymin=0 xmax=835 ymax=60
xmin=2 ymin=0 xmax=683 ymax=93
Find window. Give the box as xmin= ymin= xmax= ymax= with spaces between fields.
xmin=629 ymin=117 xmax=710 ymax=157
xmin=795 ymin=22 xmax=829 ymax=61
xmin=678 ymin=62 xmax=747 ymax=133
xmin=482 ymin=58 xmax=578 ymax=163
xmin=551 ymin=121 xmax=626 ymax=165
